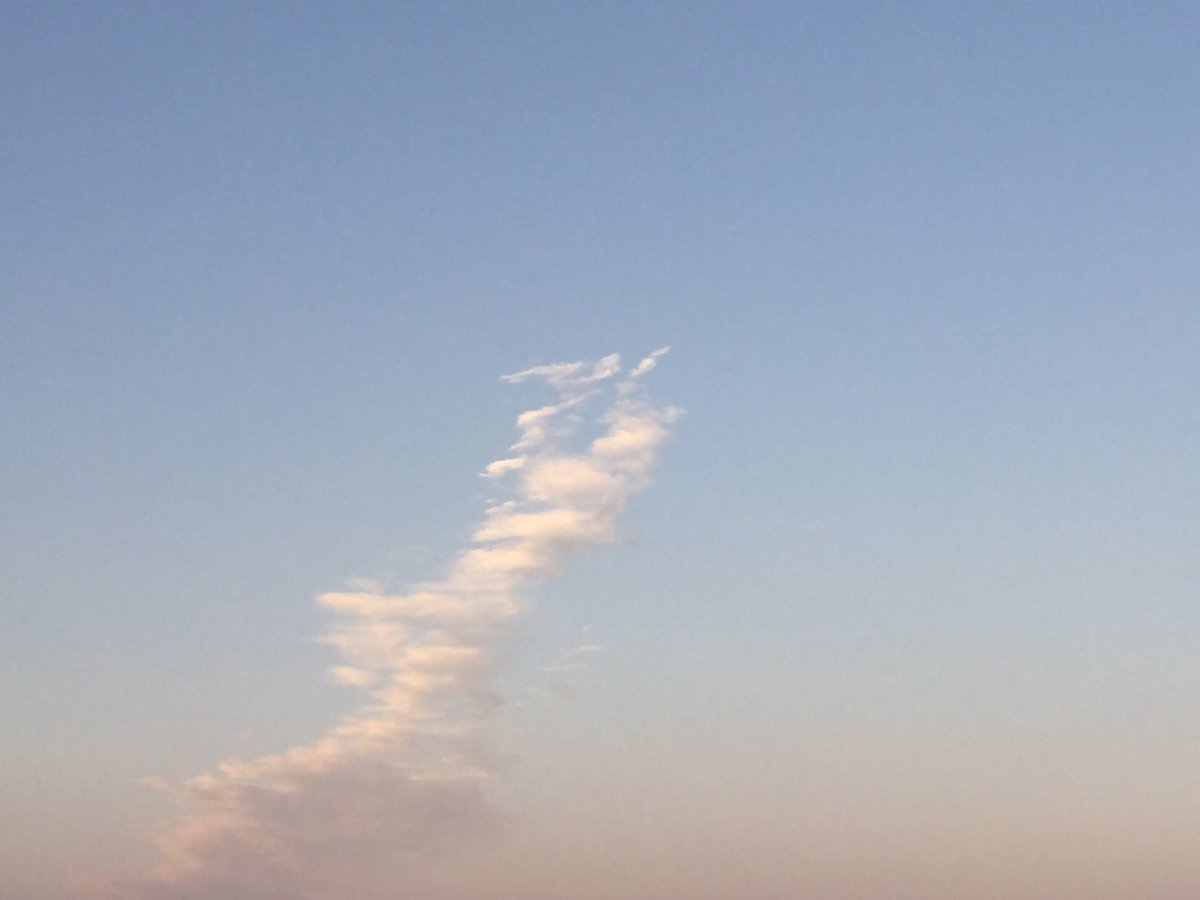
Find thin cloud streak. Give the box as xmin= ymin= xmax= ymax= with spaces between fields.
xmin=86 ymin=350 xmax=678 ymax=899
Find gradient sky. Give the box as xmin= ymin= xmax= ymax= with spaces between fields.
xmin=4 ymin=3 xmax=1199 ymax=898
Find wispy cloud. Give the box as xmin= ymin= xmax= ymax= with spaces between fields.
xmin=85 ymin=350 xmax=678 ymax=899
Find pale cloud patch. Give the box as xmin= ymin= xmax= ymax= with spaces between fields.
xmin=499 ymin=360 xmax=586 ymax=386
xmin=567 ymin=644 xmax=605 ymax=655
xmin=631 ymin=345 xmax=670 ymax=378
xmin=329 ymin=666 xmax=374 ymax=687
xmin=480 ymin=457 xmax=524 ymax=478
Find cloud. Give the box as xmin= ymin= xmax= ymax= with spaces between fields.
xmin=85 ymin=351 xmax=677 ymax=899
xmin=630 ymin=345 xmax=670 ymax=379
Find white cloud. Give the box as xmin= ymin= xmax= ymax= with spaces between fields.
xmin=87 ymin=351 xmax=677 ymax=898
xmin=480 ymin=457 xmax=524 ymax=478
xmin=630 ymin=345 xmax=670 ymax=378
xmin=499 ymin=360 xmax=586 ymax=385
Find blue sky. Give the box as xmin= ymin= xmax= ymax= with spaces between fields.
xmin=3 ymin=3 xmax=1199 ymax=898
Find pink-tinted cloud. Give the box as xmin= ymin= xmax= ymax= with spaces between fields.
xmin=84 ymin=351 xmax=678 ymax=899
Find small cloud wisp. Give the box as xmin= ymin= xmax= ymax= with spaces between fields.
xmin=87 ymin=350 xmax=678 ymax=899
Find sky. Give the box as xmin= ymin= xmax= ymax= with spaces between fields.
xmin=3 ymin=2 xmax=1199 ymax=898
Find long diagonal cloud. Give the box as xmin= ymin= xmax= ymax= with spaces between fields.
xmin=86 ymin=350 xmax=679 ymax=899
